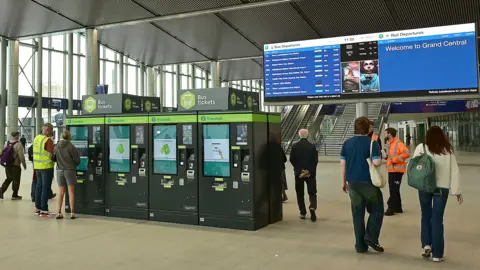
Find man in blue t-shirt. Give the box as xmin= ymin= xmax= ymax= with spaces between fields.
xmin=340 ymin=116 xmax=384 ymax=254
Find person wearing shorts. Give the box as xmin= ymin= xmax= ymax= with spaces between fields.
xmin=54 ymin=130 xmax=80 ymax=219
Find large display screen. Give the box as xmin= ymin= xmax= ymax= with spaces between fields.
xmin=109 ymin=126 xmax=130 ymax=173
xmin=264 ymin=23 xmax=478 ymax=102
xmin=153 ymin=125 xmax=177 ymax=175
xmin=70 ymin=126 xmax=88 ymax=171
xmin=203 ymin=125 xmax=230 ymax=177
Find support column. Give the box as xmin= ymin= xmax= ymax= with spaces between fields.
xmin=86 ymin=28 xmax=99 ymax=95
xmin=147 ymin=67 xmax=154 ymax=97
xmin=7 ymin=40 xmax=19 ymax=135
xmin=135 ymin=64 xmax=139 ymax=95
xmin=47 ymin=36 xmax=51 ymax=125
xmin=118 ymin=53 xmax=124 ymax=94
xmin=176 ymin=64 xmax=181 ymax=92
xmin=139 ymin=63 xmax=145 ymax=96
xmin=0 ymin=38 xmax=7 ymax=147
xmin=36 ymin=38 xmax=43 ymax=133
xmin=210 ymin=61 xmax=220 ymax=88
xmin=67 ymin=34 xmax=73 ymax=116
xmin=356 ymin=102 xmax=368 ymax=118
xmin=190 ymin=64 xmax=196 ymax=89
xmin=158 ymin=66 xmax=164 ymax=109
xmin=124 ymin=57 xmax=128 ymax=94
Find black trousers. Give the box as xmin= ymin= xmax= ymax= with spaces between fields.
xmin=387 ymin=172 xmax=403 ymax=211
xmin=295 ymin=176 xmax=317 ymax=214
xmin=1 ymin=166 xmax=22 ymax=196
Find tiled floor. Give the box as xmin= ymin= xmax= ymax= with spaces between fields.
xmin=0 ymin=162 xmax=479 ymax=270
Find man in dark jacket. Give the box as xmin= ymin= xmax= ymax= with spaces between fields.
xmin=290 ymin=129 xmax=319 ymax=222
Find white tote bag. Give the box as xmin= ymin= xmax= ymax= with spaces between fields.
xmin=367 ymin=140 xmax=386 ymax=188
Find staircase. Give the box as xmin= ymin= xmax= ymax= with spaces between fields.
xmin=286 ymin=104 xmax=320 ymax=154
xmin=342 ymin=102 xmax=383 ymax=141
xmin=318 ymin=102 xmax=386 ymax=156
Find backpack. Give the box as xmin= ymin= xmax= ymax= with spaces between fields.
xmin=28 ymin=145 xmax=33 ymax=162
xmin=0 ymin=141 xmax=18 ymax=167
xmin=407 ymin=143 xmax=437 ymax=193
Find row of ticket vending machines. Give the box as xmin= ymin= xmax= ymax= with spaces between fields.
xmin=64 ymin=111 xmax=283 ymax=231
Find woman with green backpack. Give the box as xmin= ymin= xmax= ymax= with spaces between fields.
xmin=411 ymin=126 xmax=463 ymax=263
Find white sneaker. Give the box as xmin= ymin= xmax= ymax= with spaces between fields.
xmin=432 ymin=257 xmax=444 ymax=262
xmin=422 ymin=245 xmax=432 ymax=258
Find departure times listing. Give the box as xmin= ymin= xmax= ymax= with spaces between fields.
xmin=263 ymin=23 xmax=479 ymax=102
xmin=264 ymin=45 xmax=341 ymax=98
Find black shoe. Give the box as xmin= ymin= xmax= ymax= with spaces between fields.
xmin=384 ymin=209 xmax=395 ymax=216
xmin=395 ymin=209 xmax=404 ymax=214
xmin=309 ymin=208 xmax=317 ymax=222
xmin=11 ymin=196 xmax=22 ymax=200
xmin=0 ymin=191 xmax=3 ymax=199
xmin=365 ymin=239 xmax=384 ymax=253
xmin=50 ymin=193 xmax=57 ymax=199
xmin=299 ymin=213 xmax=306 ymax=220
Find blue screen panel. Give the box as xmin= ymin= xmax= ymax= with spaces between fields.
xmin=263 ymin=23 xmax=479 ymax=102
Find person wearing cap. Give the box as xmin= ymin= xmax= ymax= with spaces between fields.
xmin=0 ymin=132 xmax=27 ymax=200
xmin=33 ymin=123 xmax=55 ymax=217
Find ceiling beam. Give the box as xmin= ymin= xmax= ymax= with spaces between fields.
xmin=96 ymin=0 xmax=297 ymax=30
xmin=130 ymin=0 xmax=212 ymax=62
xmin=289 ymin=2 xmax=324 ymax=37
xmin=384 ymin=0 xmax=402 ymax=29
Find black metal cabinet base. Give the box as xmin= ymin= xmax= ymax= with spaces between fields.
xmin=199 ymin=214 xmax=267 ymax=231
xmin=105 ymin=207 xmax=149 ymax=220
xmin=149 ymin=209 xmax=198 ymax=225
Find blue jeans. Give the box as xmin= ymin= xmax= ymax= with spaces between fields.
xmin=419 ymin=188 xmax=449 ymax=258
xmin=35 ymin=169 xmax=54 ymax=212
xmin=348 ymin=183 xmax=384 ymax=252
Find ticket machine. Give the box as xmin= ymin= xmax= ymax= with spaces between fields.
xmin=65 ymin=116 xmax=106 ymax=216
xmin=148 ymin=113 xmax=199 ymax=225
xmin=104 ymin=115 xmax=149 ymax=220
xmin=197 ymin=112 xmax=270 ymax=231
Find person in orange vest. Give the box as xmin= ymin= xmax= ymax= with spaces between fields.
xmin=368 ymin=120 xmax=382 ymax=150
xmin=384 ymin=127 xmax=410 ymax=216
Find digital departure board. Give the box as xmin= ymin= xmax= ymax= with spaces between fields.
xmin=263 ymin=23 xmax=479 ymax=103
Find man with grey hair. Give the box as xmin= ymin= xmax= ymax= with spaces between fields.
xmin=290 ymin=129 xmax=319 ymax=222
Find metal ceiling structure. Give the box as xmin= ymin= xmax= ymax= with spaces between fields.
xmin=0 ymin=0 xmax=479 ymax=81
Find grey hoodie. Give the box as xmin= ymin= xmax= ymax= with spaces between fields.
xmin=55 ymin=140 xmax=81 ymax=170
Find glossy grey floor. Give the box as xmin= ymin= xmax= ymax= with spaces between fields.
xmin=0 ymin=163 xmax=479 ymax=270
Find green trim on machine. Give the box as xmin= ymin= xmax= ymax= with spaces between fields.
xmin=149 ymin=115 xmax=197 ymax=124
xmin=105 ymin=116 xmax=149 ymax=125
xmin=198 ymin=114 xmax=267 ymax=123
xmin=268 ymin=115 xmax=281 ymax=123
xmin=66 ymin=117 xmax=104 ymax=125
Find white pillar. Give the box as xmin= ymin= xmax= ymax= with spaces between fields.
xmin=139 ymin=63 xmax=145 ymax=96
xmin=147 ymin=67 xmax=155 ymax=97
xmin=210 ymin=61 xmax=220 ymax=88
xmin=356 ymin=102 xmax=368 ymax=118
xmin=190 ymin=64 xmax=196 ymax=89
xmin=67 ymin=34 xmax=73 ymax=116
xmin=118 ymin=53 xmax=124 ymax=94
xmin=0 ymin=38 xmax=7 ymax=146
xmin=124 ymin=57 xmax=128 ymax=94
xmin=7 ymin=40 xmax=19 ymax=135
xmin=86 ymin=28 xmax=99 ymax=95
xmin=36 ymin=38 xmax=43 ymax=133
xmin=158 ymin=66 xmax=164 ymax=108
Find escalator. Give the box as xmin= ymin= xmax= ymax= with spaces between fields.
xmin=281 ymin=105 xmax=299 ymax=147
xmin=285 ymin=104 xmax=320 ymax=153
xmin=281 ymin=105 xmax=308 ymax=151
